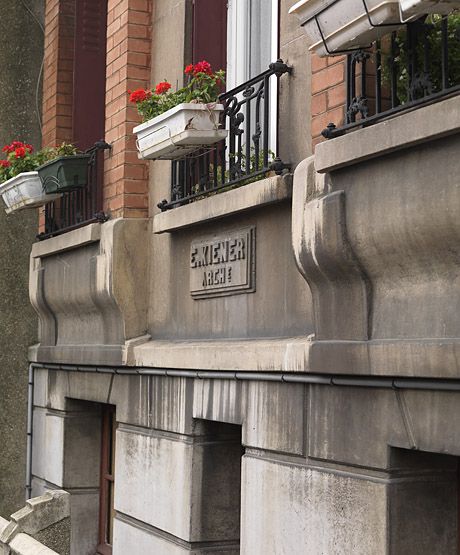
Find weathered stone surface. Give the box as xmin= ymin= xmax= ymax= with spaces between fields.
xmin=314 ymin=95 xmax=460 ymax=173
xmin=133 ymin=336 xmax=313 ymax=372
xmin=154 ymin=175 xmax=292 ymax=234
xmin=308 ymin=386 xmax=410 ymax=468
xmin=242 ymin=455 xmax=456 ymax=555
xmin=150 ymin=376 xmax=196 ymax=434
xmin=292 ymin=104 xmax=460 ymax=379
xmin=113 ymin=516 xmax=239 ymax=555
xmin=244 ymin=381 xmax=305 ymax=455
xmin=0 ymin=491 xmax=70 ymax=555
xmin=193 ymin=379 xmax=246 ymax=426
xmin=115 ymin=425 xmax=241 ymax=543
xmin=32 ymin=407 xmax=100 ymax=489
xmin=242 ymin=456 xmax=388 ymax=554
xmin=279 ymin=0 xmax=312 ymax=167
xmin=30 ymin=219 xmax=149 ymax=366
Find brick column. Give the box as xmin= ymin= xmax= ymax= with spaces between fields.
xmin=104 ymin=0 xmax=152 ymax=219
xmin=42 ymin=0 xmax=75 ymax=148
xmin=311 ymin=53 xmax=346 ymax=150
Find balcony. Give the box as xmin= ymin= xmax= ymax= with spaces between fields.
xmin=38 ymin=141 xmax=111 ymax=240
xmin=157 ymin=60 xmax=292 ymax=211
xmin=322 ymin=13 xmax=460 ymax=138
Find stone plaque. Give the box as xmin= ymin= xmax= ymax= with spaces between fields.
xmin=190 ymin=227 xmax=256 ymax=299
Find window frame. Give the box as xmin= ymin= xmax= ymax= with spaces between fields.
xmin=96 ymin=405 xmax=116 ymax=555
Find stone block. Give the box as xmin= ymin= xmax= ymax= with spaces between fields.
xmin=114 ymin=427 xmax=196 ymax=540
xmin=32 ymin=407 xmax=101 ymax=489
xmin=113 ymin=516 xmax=240 ymax=555
xmin=9 ymin=533 xmax=58 ymax=555
xmin=109 ymin=374 xmax=150 ymax=428
xmin=150 ymin=376 xmax=196 ymax=434
xmin=115 ymin=426 xmax=241 ymax=543
xmin=401 ymin=389 xmax=460 ymax=457
xmin=241 ymin=455 xmax=456 ymax=554
xmin=32 ymin=409 xmax=64 ymax=486
xmin=244 ymin=381 xmax=305 ymax=455
xmin=62 ymin=412 xmax=100 ymax=489
xmin=241 ymin=455 xmax=387 ymax=554
xmin=193 ymin=379 xmax=246 ymax=427
xmin=33 ymin=369 xmax=49 ymax=409
xmin=308 ymin=385 xmax=411 ymax=469
xmin=68 ymin=490 xmax=99 ymax=555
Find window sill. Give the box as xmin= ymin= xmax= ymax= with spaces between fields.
xmin=314 ymin=95 xmax=460 ymax=174
xmin=32 ymin=222 xmax=101 ymax=258
xmin=153 ymin=174 xmax=292 ymax=234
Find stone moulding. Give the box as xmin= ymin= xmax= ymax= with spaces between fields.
xmin=29 ymin=219 xmax=150 ymax=366
xmin=153 ymin=174 xmax=292 ymax=234
xmin=0 ymin=490 xmax=70 ymax=555
xmin=292 ymin=157 xmax=371 ymax=341
xmin=292 ymin=113 xmax=460 ymax=378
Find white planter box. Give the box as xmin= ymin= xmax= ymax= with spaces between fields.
xmin=400 ymin=0 xmax=460 ymax=16
xmin=289 ymin=0 xmax=406 ymax=57
xmin=133 ymin=103 xmax=228 ymax=160
xmin=0 ymin=172 xmax=61 ymax=214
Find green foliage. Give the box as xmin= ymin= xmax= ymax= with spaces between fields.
xmin=381 ymin=13 xmax=460 ymax=104
xmin=191 ymin=147 xmax=275 ymax=198
xmin=0 ymin=142 xmax=80 ymax=184
xmin=132 ymin=63 xmax=226 ymax=123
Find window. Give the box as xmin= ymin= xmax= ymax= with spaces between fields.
xmin=97 ymin=405 xmax=116 ymax=555
xmin=227 ymin=0 xmax=279 ymax=150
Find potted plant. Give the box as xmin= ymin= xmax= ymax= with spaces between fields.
xmin=36 ymin=143 xmax=90 ymax=194
xmin=131 ymin=60 xmax=228 ymax=160
xmin=400 ymin=0 xmax=460 ymax=17
xmin=289 ymin=0 xmax=406 ymax=56
xmin=0 ymin=141 xmax=62 ymax=213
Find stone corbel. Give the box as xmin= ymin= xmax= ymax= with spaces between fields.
xmin=292 ymin=157 xmax=371 ymax=341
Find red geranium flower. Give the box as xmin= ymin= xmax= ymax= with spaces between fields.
xmin=0 ymin=160 xmax=10 ymax=168
xmin=129 ymin=89 xmax=152 ymax=103
xmin=194 ymin=60 xmax=212 ymax=75
xmin=184 ymin=64 xmax=194 ymax=75
xmin=155 ymin=81 xmax=172 ymax=95
xmin=14 ymin=147 xmax=26 ymax=158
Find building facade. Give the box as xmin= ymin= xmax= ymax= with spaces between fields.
xmin=27 ymin=1 xmax=460 ymax=554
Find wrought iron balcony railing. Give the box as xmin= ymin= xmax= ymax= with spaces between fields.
xmin=158 ymin=60 xmax=292 ymax=211
xmin=322 ymin=13 xmax=460 ymax=139
xmin=38 ymin=141 xmax=111 ymax=240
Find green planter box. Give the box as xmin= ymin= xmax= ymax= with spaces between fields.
xmin=38 ymin=154 xmax=90 ymax=194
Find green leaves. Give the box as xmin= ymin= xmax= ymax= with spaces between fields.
xmin=134 ymin=64 xmax=226 ymax=123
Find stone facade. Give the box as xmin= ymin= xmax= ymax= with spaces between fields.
xmin=26 ymin=1 xmax=460 ymax=554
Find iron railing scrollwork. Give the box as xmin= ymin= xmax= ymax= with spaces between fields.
xmin=158 ymin=60 xmax=292 ymax=211
xmin=38 ymin=140 xmax=111 ymax=240
xmin=322 ymin=13 xmax=460 ymax=139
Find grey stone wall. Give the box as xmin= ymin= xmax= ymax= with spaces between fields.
xmin=0 ymin=0 xmax=43 ymax=516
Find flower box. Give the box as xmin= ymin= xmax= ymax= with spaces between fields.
xmin=133 ymin=102 xmax=228 ymax=160
xmin=400 ymin=0 xmax=460 ymax=16
xmin=37 ymin=154 xmax=90 ymax=194
xmin=289 ymin=0 xmax=405 ymax=57
xmin=0 ymin=172 xmax=61 ymax=214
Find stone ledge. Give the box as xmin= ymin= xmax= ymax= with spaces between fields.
xmin=31 ymin=223 xmax=101 ymax=259
xmin=307 ymin=338 xmax=460 ymax=378
xmin=314 ymin=95 xmax=460 ymax=173
xmin=153 ymin=174 xmax=292 ymax=234
xmin=132 ymin=336 xmax=312 ymax=372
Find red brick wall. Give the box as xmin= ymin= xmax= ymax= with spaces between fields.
xmin=42 ymin=0 xmax=75 ymax=147
xmin=311 ymin=53 xmax=346 ymax=150
xmin=104 ymin=0 xmax=152 ymax=219
xmin=41 ymin=0 xmax=152 ymax=228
